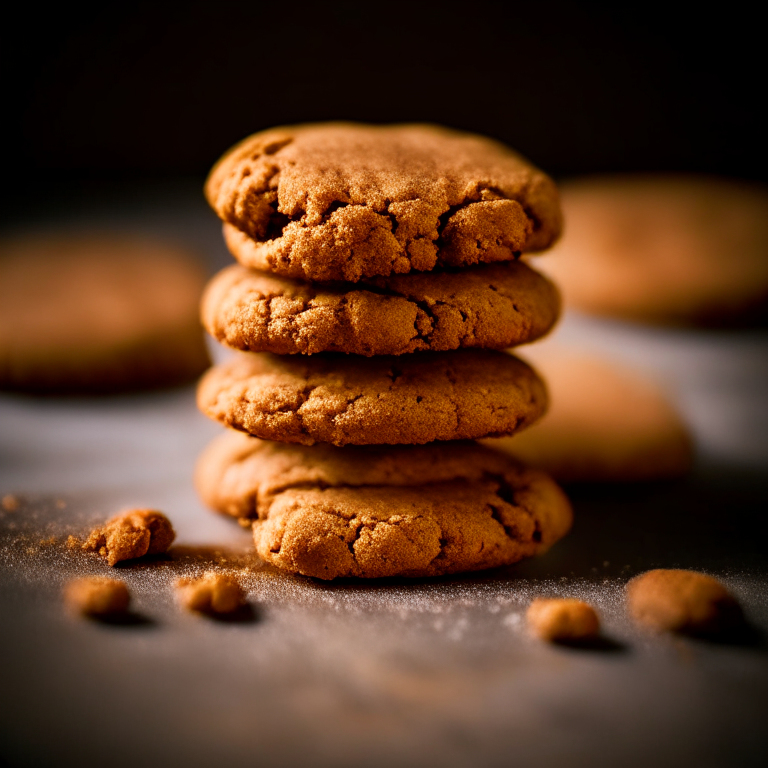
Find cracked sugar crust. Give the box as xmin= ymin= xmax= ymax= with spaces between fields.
xmin=196 ymin=350 xmax=548 ymax=446
xmin=202 ymin=261 xmax=560 ymax=356
xmin=206 ymin=123 xmax=562 ymax=282
xmin=195 ymin=431 xmax=572 ymax=579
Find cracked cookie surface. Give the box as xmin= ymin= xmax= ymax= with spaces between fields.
xmin=207 ymin=123 xmax=562 ymax=282
xmin=202 ymin=261 xmax=560 ymax=356
xmin=197 ymin=350 xmax=547 ymax=446
xmin=196 ymin=431 xmax=572 ymax=579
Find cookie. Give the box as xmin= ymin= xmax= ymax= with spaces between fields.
xmin=483 ymin=347 xmax=692 ymax=482
xmin=0 ymin=232 xmax=211 ymax=393
xmin=538 ymin=175 xmax=768 ymax=325
xmin=195 ymin=431 xmax=572 ymax=579
xmin=197 ymin=350 xmax=547 ymax=446
xmin=626 ymin=569 xmax=744 ymax=636
xmin=202 ymin=261 xmax=560 ymax=356
xmin=206 ymin=123 xmax=562 ymax=282
xmin=526 ymin=598 xmax=600 ymax=643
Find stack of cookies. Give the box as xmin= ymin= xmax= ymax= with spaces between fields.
xmin=195 ymin=123 xmax=572 ymax=580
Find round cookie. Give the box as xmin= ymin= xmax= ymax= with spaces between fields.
xmin=195 ymin=431 xmax=572 ymax=580
xmin=202 ymin=261 xmax=560 ymax=357
xmin=538 ymin=175 xmax=768 ymax=325
xmin=206 ymin=123 xmax=562 ymax=282
xmin=197 ymin=350 xmax=548 ymax=446
xmin=483 ymin=347 xmax=692 ymax=482
xmin=0 ymin=232 xmax=210 ymax=393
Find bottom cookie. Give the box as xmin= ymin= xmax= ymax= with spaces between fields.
xmin=196 ymin=431 xmax=572 ymax=580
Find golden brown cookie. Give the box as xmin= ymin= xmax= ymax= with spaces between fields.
xmin=197 ymin=350 xmax=547 ymax=446
xmin=202 ymin=260 xmax=560 ymax=356
xmin=626 ymin=569 xmax=744 ymax=636
xmin=483 ymin=347 xmax=692 ymax=482
xmin=195 ymin=431 xmax=572 ymax=580
xmin=538 ymin=175 xmax=768 ymax=325
xmin=206 ymin=123 xmax=562 ymax=282
xmin=0 ymin=232 xmax=211 ymax=393
xmin=526 ymin=598 xmax=600 ymax=643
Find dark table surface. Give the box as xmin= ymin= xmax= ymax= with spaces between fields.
xmin=1 ymin=184 xmax=767 ymax=768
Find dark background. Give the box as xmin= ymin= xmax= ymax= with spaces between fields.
xmin=3 ymin=1 xmax=764 ymax=209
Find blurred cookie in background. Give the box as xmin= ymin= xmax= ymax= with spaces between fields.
xmin=0 ymin=232 xmax=210 ymax=393
xmin=536 ymin=175 xmax=768 ymax=326
xmin=483 ymin=346 xmax=693 ymax=483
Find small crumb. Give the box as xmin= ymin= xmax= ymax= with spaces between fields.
xmin=237 ymin=518 xmax=253 ymax=530
xmin=626 ymin=569 xmax=744 ymax=636
xmin=527 ymin=598 xmax=600 ymax=643
xmin=176 ymin=572 xmax=246 ymax=615
xmin=64 ymin=577 xmax=130 ymax=617
xmin=40 ymin=536 xmax=57 ymax=546
xmin=82 ymin=509 xmax=175 ymax=566
xmin=2 ymin=494 xmax=20 ymax=511
xmin=66 ymin=535 xmax=81 ymax=549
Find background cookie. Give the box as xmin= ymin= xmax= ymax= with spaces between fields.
xmin=483 ymin=347 xmax=692 ymax=482
xmin=197 ymin=350 xmax=548 ymax=446
xmin=538 ymin=175 xmax=768 ymax=325
xmin=202 ymin=261 xmax=560 ymax=356
xmin=207 ymin=123 xmax=562 ymax=282
xmin=196 ymin=431 xmax=572 ymax=580
xmin=0 ymin=232 xmax=210 ymax=393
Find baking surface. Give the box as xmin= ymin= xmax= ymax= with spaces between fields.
xmin=1 ymin=186 xmax=767 ymax=768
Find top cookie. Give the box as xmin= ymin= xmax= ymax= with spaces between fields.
xmin=206 ymin=123 xmax=562 ymax=282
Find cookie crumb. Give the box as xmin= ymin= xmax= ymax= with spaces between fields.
xmin=626 ymin=569 xmax=744 ymax=636
xmin=527 ymin=598 xmax=600 ymax=643
xmin=66 ymin=535 xmax=81 ymax=549
xmin=83 ymin=509 xmax=175 ymax=566
xmin=64 ymin=576 xmax=130 ymax=617
xmin=176 ymin=572 xmax=246 ymax=615
xmin=2 ymin=494 xmax=20 ymax=511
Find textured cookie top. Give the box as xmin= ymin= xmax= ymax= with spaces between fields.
xmin=202 ymin=261 xmax=560 ymax=356
xmin=197 ymin=350 xmax=547 ymax=446
xmin=0 ymin=233 xmax=210 ymax=392
xmin=207 ymin=123 xmax=562 ymax=282
xmin=539 ymin=175 xmax=768 ymax=325
xmin=196 ymin=431 xmax=572 ymax=579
